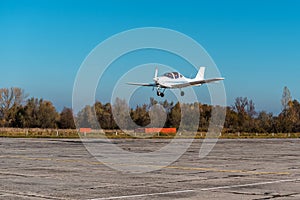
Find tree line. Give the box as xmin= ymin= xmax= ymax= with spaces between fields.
xmin=0 ymin=87 xmax=75 ymax=129
xmin=1 ymin=87 xmax=299 ymax=133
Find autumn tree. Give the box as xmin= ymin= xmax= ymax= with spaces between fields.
xmin=148 ymin=103 xmax=167 ymax=128
xmin=159 ymin=99 xmax=173 ymax=113
xmin=112 ymin=98 xmax=132 ymax=130
xmin=291 ymin=100 xmax=300 ymax=132
xmin=257 ymin=111 xmax=273 ymax=133
xmin=168 ymin=102 xmax=181 ymax=129
xmin=76 ymin=105 xmax=99 ymax=129
xmin=278 ymin=101 xmax=297 ymax=133
xmin=22 ymin=98 xmax=59 ymax=128
xmin=233 ymin=97 xmax=248 ymax=130
xmin=277 ymin=87 xmax=297 ymax=132
xmin=281 ymin=86 xmax=292 ymax=113
xmin=37 ymin=100 xmax=59 ymax=128
xmin=224 ymin=106 xmax=239 ymax=132
xmin=247 ymin=100 xmax=256 ymax=118
xmin=2 ymin=85 xmax=300 ymax=134
xmin=58 ymin=107 xmax=75 ymax=129
xmin=232 ymin=97 xmax=257 ymax=132
xmin=131 ymin=104 xmax=150 ymax=127
xmin=4 ymin=104 xmax=26 ymax=127
xmin=23 ymin=98 xmax=40 ymax=127
xmin=181 ymin=102 xmax=200 ymax=131
xmin=199 ymin=104 xmax=212 ymax=131
xmin=95 ymin=102 xmax=117 ymax=129
xmin=233 ymin=97 xmax=248 ymax=116
xmin=0 ymin=87 xmax=28 ymax=126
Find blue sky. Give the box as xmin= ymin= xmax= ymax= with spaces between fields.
xmin=0 ymin=0 xmax=299 ymax=114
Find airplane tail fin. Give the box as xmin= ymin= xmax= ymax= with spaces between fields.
xmin=195 ymin=67 xmax=205 ymax=80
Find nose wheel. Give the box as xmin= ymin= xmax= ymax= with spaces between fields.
xmin=180 ymin=91 xmax=185 ymax=96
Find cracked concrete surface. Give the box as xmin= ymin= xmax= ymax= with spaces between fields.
xmin=1 ymin=138 xmax=300 ymax=199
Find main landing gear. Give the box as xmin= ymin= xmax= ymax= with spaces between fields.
xmin=155 ymin=87 xmax=185 ymax=97
xmin=156 ymin=87 xmax=165 ymax=97
xmin=157 ymin=91 xmax=164 ymax=97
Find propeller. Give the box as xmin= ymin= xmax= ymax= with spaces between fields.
xmin=153 ymin=67 xmax=158 ymax=82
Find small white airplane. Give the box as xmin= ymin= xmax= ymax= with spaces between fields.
xmin=127 ymin=67 xmax=224 ymax=97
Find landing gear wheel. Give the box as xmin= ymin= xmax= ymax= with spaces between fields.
xmin=160 ymin=93 xmax=165 ymax=97
xmin=157 ymin=91 xmax=160 ymax=96
xmin=180 ymin=91 xmax=184 ymax=96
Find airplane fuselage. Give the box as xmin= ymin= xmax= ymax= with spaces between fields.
xmin=156 ymin=76 xmax=198 ymax=88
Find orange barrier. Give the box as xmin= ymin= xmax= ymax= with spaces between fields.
xmin=135 ymin=128 xmax=176 ymax=134
xmin=79 ymin=128 xmax=92 ymax=133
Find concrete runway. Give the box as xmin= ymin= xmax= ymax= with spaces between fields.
xmin=1 ymin=138 xmax=300 ymax=199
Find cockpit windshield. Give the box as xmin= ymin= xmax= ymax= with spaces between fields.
xmin=163 ymin=73 xmax=174 ymax=79
xmin=173 ymin=72 xmax=179 ymax=79
xmin=163 ymin=72 xmax=182 ymax=79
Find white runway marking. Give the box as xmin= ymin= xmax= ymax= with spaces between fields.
xmin=88 ymin=190 xmax=194 ymax=200
xmin=200 ymin=178 xmax=300 ymax=191
xmin=0 ymin=190 xmax=67 ymax=199
xmin=89 ymin=179 xmax=300 ymax=199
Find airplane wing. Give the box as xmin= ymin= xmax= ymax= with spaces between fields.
xmin=126 ymin=82 xmax=157 ymax=87
xmin=170 ymin=78 xmax=224 ymax=88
